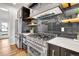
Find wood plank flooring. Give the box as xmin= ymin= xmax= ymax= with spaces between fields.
xmin=0 ymin=39 xmax=28 ymax=56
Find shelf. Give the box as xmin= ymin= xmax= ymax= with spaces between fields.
xmin=62 ymin=18 xmax=79 ymax=23
xmin=61 ymin=4 xmax=79 ymax=12
xmin=26 ymin=17 xmax=36 ymax=20
xmin=27 ymin=24 xmax=37 ymax=27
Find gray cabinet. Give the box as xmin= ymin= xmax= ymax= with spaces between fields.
xmin=48 ymin=44 xmax=79 ymax=56
xmin=61 ymin=48 xmax=79 ymax=56
xmin=22 ymin=43 xmax=27 ymax=50
xmin=22 ymin=35 xmax=27 ymax=50
xmin=47 ymin=44 xmax=61 ymax=56
xmin=60 ymin=48 xmax=67 ymax=56
xmin=17 ymin=6 xmax=30 ymax=33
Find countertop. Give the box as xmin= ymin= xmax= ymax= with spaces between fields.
xmin=47 ymin=37 xmax=79 ymax=53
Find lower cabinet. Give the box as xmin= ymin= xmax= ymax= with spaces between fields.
xmin=47 ymin=44 xmax=61 ymax=56
xmin=22 ymin=43 xmax=27 ymax=50
xmin=47 ymin=44 xmax=79 ymax=56
xmin=61 ymin=48 xmax=79 ymax=56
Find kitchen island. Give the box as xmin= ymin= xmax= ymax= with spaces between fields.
xmin=47 ymin=37 xmax=79 ymax=56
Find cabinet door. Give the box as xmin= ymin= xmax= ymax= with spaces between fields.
xmin=61 ymin=48 xmax=79 ymax=56
xmin=66 ymin=50 xmax=79 ymax=56
xmin=22 ymin=43 xmax=27 ymax=50
xmin=61 ymin=48 xmax=67 ymax=56
xmin=22 ymin=7 xmax=30 ymax=18
xmin=47 ymin=44 xmax=60 ymax=56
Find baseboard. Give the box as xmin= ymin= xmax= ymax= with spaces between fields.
xmin=10 ymin=42 xmax=16 ymax=45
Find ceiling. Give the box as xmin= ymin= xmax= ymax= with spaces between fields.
xmin=0 ymin=3 xmax=30 ymax=9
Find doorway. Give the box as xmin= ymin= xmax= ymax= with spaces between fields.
xmin=0 ymin=22 xmax=9 ymax=39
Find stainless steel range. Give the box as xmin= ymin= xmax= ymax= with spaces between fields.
xmin=26 ymin=33 xmax=56 ymax=56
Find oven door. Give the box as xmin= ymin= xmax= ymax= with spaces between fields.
xmin=27 ymin=41 xmax=45 ymax=56
xmin=28 ymin=46 xmax=41 ymax=56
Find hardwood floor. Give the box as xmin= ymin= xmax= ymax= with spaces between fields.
xmin=0 ymin=39 xmax=28 ymax=56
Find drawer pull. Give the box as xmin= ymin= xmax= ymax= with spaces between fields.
xmin=52 ymin=50 xmax=55 ymax=56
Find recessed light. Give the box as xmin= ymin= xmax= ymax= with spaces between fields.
xmin=12 ymin=3 xmax=16 ymax=5
xmin=0 ymin=8 xmax=8 ymax=11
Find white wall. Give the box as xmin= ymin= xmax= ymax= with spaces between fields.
xmin=8 ymin=7 xmax=17 ymax=45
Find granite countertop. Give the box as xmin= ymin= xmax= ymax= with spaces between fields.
xmin=47 ymin=37 xmax=79 ymax=53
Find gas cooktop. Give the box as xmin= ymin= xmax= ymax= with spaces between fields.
xmin=28 ymin=33 xmax=56 ymax=41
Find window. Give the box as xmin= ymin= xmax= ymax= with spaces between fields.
xmin=1 ymin=23 xmax=8 ymax=32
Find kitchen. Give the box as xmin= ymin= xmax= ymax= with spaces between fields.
xmin=0 ymin=3 xmax=79 ymax=56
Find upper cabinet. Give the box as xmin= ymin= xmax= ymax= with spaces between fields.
xmin=17 ymin=6 xmax=30 ymax=21
xmin=17 ymin=6 xmax=31 ymax=33
xmin=22 ymin=7 xmax=30 ymax=19
xmin=17 ymin=7 xmax=22 ymax=18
